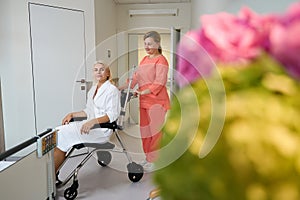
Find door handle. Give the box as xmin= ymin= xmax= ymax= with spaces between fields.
xmin=76 ymin=79 xmax=86 ymax=90
xmin=76 ymin=79 xmax=86 ymax=83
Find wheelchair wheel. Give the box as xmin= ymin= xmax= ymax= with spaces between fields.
xmin=127 ymin=162 xmax=144 ymax=182
xmin=97 ymin=151 xmax=112 ymax=167
xmin=64 ymin=180 xmax=78 ymax=200
xmin=64 ymin=187 xmax=78 ymax=200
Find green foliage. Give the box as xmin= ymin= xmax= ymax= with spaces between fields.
xmin=154 ymin=55 xmax=300 ymax=200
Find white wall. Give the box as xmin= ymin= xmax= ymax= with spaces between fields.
xmin=94 ymin=0 xmax=118 ymax=80
xmin=0 ymin=0 xmax=96 ymax=151
xmin=191 ymin=0 xmax=299 ymax=29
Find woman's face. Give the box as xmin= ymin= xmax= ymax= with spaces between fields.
xmin=94 ymin=63 xmax=109 ymax=83
xmin=144 ymin=37 xmax=159 ymax=55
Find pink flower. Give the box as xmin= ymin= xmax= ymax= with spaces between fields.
xmin=176 ymin=3 xmax=300 ymax=86
xmin=201 ymin=8 xmax=263 ymax=63
xmin=202 ymin=7 xmax=279 ymax=63
xmin=269 ymin=2 xmax=300 ymax=79
xmin=176 ymin=30 xmax=215 ymax=87
xmin=176 ymin=7 xmax=277 ymax=86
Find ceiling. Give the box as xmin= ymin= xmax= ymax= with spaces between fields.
xmin=113 ymin=0 xmax=191 ymax=4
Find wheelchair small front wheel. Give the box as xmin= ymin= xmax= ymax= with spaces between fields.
xmin=64 ymin=187 xmax=78 ymax=200
xmin=64 ymin=180 xmax=78 ymax=200
xmin=97 ymin=151 xmax=112 ymax=167
xmin=127 ymin=162 xmax=144 ymax=182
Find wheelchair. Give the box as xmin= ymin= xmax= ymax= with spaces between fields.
xmin=55 ymin=89 xmax=144 ymax=200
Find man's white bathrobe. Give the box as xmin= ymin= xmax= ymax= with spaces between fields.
xmin=56 ymin=80 xmax=121 ymax=152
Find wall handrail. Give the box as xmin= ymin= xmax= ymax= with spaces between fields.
xmin=0 ymin=128 xmax=52 ymax=161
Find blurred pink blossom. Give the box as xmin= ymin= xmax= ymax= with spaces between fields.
xmin=269 ymin=2 xmax=300 ymax=79
xmin=176 ymin=2 xmax=300 ymax=86
xmin=201 ymin=7 xmax=270 ymax=63
xmin=176 ymin=30 xmax=215 ymax=87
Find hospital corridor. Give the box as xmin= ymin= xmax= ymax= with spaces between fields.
xmin=1 ymin=0 xmax=299 ymax=200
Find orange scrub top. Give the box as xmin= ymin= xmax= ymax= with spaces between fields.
xmin=131 ymin=55 xmax=171 ymax=110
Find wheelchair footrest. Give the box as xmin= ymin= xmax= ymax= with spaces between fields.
xmin=73 ymin=142 xmax=115 ymax=150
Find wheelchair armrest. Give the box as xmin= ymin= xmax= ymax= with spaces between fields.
xmin=70 ymin=117 xmax=119 ymax=130
xmin=73 ymin=142 xmax=115 ymax=150
xmin=92 ymin=121 xmax=118 ymax=130
xmin=70 ymin=117 xmax=87 ymax=122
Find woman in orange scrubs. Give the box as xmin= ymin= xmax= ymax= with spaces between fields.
xmin=130 ymin=31 xmax=171 ymax=171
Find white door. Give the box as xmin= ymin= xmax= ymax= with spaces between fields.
xmin=29 ymin=3 xmax=87 ymax=132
